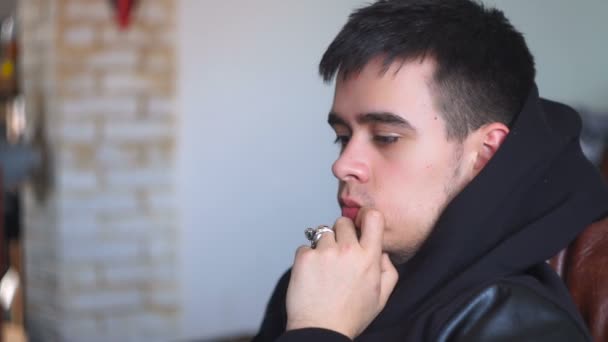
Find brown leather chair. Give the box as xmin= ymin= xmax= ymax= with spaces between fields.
xmin=550 ymin=144 xmax=608 ymax=341
xmin=549 ymin=218 xmax=608 ymax=341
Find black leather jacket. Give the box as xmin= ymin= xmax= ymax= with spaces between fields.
xmin=435 ymin=281 xmax=589 ymax=341
xmin=256 ymin=280 xmax=590 ymax=342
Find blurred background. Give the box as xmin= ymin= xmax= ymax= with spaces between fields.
xmin=0 ymin=0 xmax=606 ymax=341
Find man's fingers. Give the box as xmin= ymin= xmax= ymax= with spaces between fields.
xmin=314 ymin=229 xmax=336 ymax=250
xmin=294 ymin=245 xmax=311 ymax=260
xmin=356 ymin=208 xmax=385 ymax=253
xmin=379 ymin=253 xmax=399 ymax=307
xmin=334 ymin=217 xmax=358 ymax=245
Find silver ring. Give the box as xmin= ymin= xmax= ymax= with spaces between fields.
xmin=304 ymin=225 xmax=334 ymax=248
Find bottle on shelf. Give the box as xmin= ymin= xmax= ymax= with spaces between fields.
xmin=0 ymin=15 xmax=17 ymax=98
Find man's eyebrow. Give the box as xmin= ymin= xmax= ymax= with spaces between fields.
xmin=358 ymin=112 xmax=416 ymax=131
xmin=327 ymin=112 xmax=347 ymax=126
xmin=328 ymin=111 xmax=417 ymax=132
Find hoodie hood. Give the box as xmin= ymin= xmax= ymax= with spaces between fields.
xmin=362 ymin=85 xmax=608 ymax=338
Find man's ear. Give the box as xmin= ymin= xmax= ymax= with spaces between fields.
xmin=472 ymin=122 xmax=509 ymax=173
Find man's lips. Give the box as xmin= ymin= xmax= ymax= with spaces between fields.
xmin=341 ymin=207 xmax=360 ymax=221
xmin=340 ymin=198 xmax=361 ymax=221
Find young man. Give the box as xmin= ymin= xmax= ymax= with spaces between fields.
xmin=253 ymin=1 xmax=608 ymax=341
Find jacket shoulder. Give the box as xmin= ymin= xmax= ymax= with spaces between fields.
xmin=251 ymin=269 xmax=292 ymax=342
xmin=436 ymin=281 xmax=590 ymax=342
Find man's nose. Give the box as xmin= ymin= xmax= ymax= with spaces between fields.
xmin=331 ymin=139 xmax=370 ymax=183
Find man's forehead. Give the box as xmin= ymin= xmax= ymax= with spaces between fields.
xmin=329 ymin=57 xmax=443 ymax=135
xmin=335 ymin=55 xmax=435 ymax=85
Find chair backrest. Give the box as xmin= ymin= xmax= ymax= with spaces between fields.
xmin=549 ymin=142 xmax=608 ymax=341
xmin=549 ymin=217 xmax=608 ymax=342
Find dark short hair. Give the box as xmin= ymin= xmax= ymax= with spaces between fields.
xmin=319 ymin=0 xmax=535 ymax=141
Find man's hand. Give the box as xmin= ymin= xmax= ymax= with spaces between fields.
xmin=285 ymin=208 xmax=399 ymax=339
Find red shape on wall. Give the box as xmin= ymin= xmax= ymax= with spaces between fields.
xmin=109 ymin=0 xmax=139 ymax=30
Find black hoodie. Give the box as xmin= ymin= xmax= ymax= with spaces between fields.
xmin=252 ymin=87 xmax=608 ymax=341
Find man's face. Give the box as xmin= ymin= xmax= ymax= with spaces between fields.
xmin=329 ymin=58 xmax=473 ymax=262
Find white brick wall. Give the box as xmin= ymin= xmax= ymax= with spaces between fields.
xmin=105 ymin=167 xmax=172 ymax=188
xmin=139 ymin=2 xmax=168 ymax=23
xmin=59 ymin=121 xmax=98 ymax=143
xmin=89 ymin=50 xmax=139 ymax=69
xmin=57 ymin=168 xmax=98 ymax=190
xmin=56 ymin=214 xmax=99 ymax=240
xmin=59 ymin=96 xmax=139 ymax=119
xmin=61 ymin=74 xmax=96 ymax=94
xmin=60 ymin=316 xmax=99 ymax=333
xmin=20 ymin=0 xmax=179 ymax=340
xmin=143 ymin=51 xmax=172 ymax=73
xmin=59 ymin=193 xmax=140 ymax=215
xmin=146 ymin=96 xmax=174 ymax=117
xmin=144 ymin=189 xmax=176 ymax=212
xmin=101 ymin=215 xmax=156 ymax=231
xmin=146 ymin=287 xmax=180 ymax=308
xmin=103 ymin=119 xmax=172 ymax=142
xmin=97 ymin=144 xmax=141 ymax=166
xmin=67 ymin=290 xmax=143 ymax=312
xmin=102 ymin=27 xmax=147 ymax=46
xmin=65 ymin=1 xmax=112 ymax=22
xmin=143 ymin=237 xmax=175 ymax=259
xmin=60 ymin=240 xmax=141 ymax=263
xmin=63 ymin=26 xmax=96 ymax=46
xmin=61 ymin=267 xmax=98 ymax=290
xmin=101 ymin=72 xmax=150 ymax=93
xmin=133 ymin=313 xmax=177 ymax=337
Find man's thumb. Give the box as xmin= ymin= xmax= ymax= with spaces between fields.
xmin=379 ymin=253 xmax=398 ymax=307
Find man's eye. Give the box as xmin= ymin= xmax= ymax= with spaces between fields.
xmin=333 ymin=135 xmax=350 ymax=146
xmin=374 ymin=136 xmax=400 ymax=144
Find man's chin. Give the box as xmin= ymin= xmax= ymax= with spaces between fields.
xmin=384 ymin=243 xmax=420 ymax=265
xmin=388 ymin=252 xmax=414 ymax=265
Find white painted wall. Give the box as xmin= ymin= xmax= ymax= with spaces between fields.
xmin=484 ymin=0 xmax=608 ymax=112
xmin=177 ymin=0 xmax=366 ymax=339
xmin=177 ymin=1 xmax=607 ymax=340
